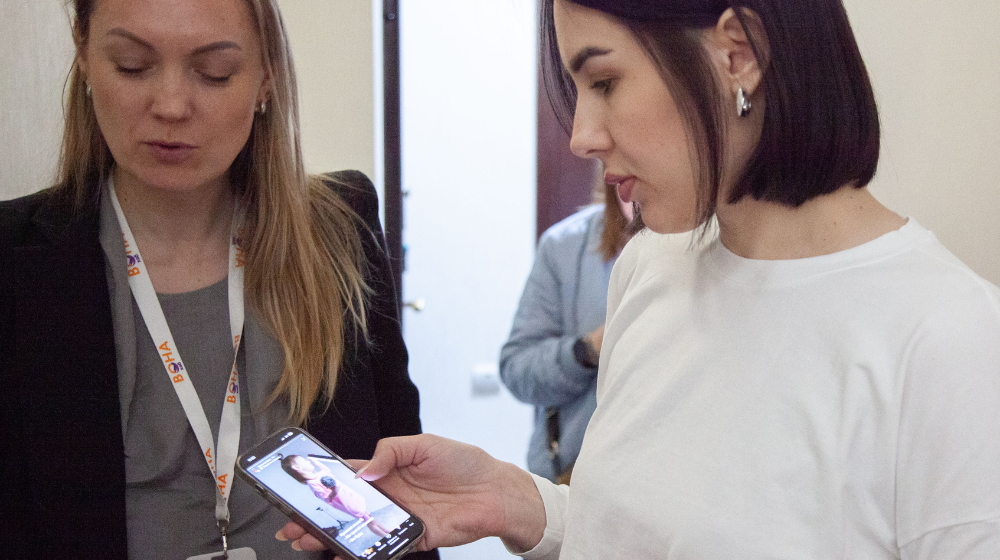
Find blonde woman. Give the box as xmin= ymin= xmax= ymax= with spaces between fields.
xmin=0 ymin=0 xmax=435 ymax=559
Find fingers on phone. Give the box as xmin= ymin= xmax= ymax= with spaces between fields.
xmin=293 ymin=533 xmax=328 ymax=551
xmin=276 ymin=521 xmax=305 ymax=541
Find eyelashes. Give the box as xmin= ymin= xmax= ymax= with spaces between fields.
xmin=200 ymin=74 xmax=233 ymax=85
xmin=591 ymin=78 xmax=614 ymax=95
xmin=115 ymin=65 xmax=146 ymax=76
xmin=113 ymin=65 xmax=233 ymax=85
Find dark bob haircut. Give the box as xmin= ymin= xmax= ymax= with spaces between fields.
xmin=540 ymin=0 xmax=881 ymax=226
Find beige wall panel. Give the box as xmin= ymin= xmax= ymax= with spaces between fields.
xmin=278 ymin=0 xmax=375 ymax=179
xmin=846 ymin=0 xmax=1000 ymax=283
xmin=0 ymin=1 xmax=75 ymax=198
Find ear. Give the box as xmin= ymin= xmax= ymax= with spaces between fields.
xmin=707 ymin=8 xmax=768 ymax=97
xmin=257 ymin=71 xmax=272 ymax=106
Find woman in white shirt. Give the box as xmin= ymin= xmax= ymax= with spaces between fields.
xmin=279 ymin=0 xmax=1000 ymax=557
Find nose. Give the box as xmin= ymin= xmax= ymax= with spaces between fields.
xmin=150 ymin=67 xmax=193 ymax=121
xmin=568 ymin=97 xmax=612 ymax=160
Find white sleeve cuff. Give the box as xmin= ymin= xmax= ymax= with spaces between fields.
xmin=504 ymin=473 xmax=569 ymax=560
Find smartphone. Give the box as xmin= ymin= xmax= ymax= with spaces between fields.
xmin=237 ymin=427 xmax=425 ymax=560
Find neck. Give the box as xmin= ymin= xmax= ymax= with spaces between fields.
xmin=715 ymin=185 xmax=907 ymax=260
xmin=113 ymin=170 xmax=235 ymax=245
xmin=112 ymin=168 xmax=236 ymax=293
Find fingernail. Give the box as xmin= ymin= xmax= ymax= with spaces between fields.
xmin=291 ymin=540 xmax=302 ymax=551
xmin=275 ymin=530 xmax=288 ymax=541
xmin=354 ymin=463 xmax=369 ymax=479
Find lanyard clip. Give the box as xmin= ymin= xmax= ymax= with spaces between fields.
xmin=218 ymin=519 xmax=230 ymax=558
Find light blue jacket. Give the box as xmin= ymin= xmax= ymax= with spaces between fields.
xmin=500 ymin=205 xmax=616 ymax=482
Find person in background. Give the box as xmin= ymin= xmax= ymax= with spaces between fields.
xmin=500 ymin=171 xmax=634 ymax=484
xmin=0 ymin=0 xmax=436 ymax=558
xmin=279 ymin=0 xmax=1000 ymax=558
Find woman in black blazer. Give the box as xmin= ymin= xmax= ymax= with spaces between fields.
xmin=0 ymin=0 xmax=435 ymax=558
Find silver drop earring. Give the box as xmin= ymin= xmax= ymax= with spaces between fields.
xmin=736 ymin=87 xmax=751 ymax=117
xmin=85 ymin=82 xmax=92 ymax=97
xmin=258 ymin=100 xmax=267 ymax=115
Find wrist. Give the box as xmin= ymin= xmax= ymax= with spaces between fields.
xmin=498 ymin=462 xmax=546 ymax=553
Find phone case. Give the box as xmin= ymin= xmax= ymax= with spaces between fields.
xmin=237 ymin=427 xmax=424 ymax=560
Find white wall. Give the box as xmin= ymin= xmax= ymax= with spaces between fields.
xmin=845 ymin=0 xmax=1000 ymax=284
xmin=398 ymin=1 xmax=538 ymax=558
xmin=0 ymin=0 xmax=376 ymax=200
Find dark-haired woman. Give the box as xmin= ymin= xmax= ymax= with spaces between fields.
xmin=280 ymin=0 xmax=1000 ymax=558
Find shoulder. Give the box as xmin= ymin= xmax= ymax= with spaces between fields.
xmin=540 ymin=205 xmax=603 ymax=243
xmin=876 ymin=221 xmax=1000 ymax=311
xmin=610 ymin=228 xmax=699 ymax=292
xmin=0 ymin=188 xmax=75 ymax=249
xmin=1 ymin=189 xmax=52 ymax=226
xmin=537 ymin=205 xmax=604 ymax=257
xmin=319 ymin=170 xmax=380 ymax=231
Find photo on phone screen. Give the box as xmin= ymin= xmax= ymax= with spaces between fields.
xmin=238 ymin=429 xmax=423 ymax=560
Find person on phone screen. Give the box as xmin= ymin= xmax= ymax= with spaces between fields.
xmin=281 ymin=455 xmax=391 ymax=538
xmin=500 ymin=175 xmax=635 ymax=484
xmin=0 ymin=0 xmax=438 ymax=559
xmin=278 ymin=0 xmax=1000 ymax=557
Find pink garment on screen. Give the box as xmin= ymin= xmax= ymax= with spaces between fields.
xmin=306 ymin=478 xmax=370 ymax=519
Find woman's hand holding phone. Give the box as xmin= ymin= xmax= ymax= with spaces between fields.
xmin=276 ymin=434 xmax=547 ymax=554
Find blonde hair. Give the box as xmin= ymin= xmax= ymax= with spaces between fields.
xmin=59 ymin=0 xmax=369 ymax=425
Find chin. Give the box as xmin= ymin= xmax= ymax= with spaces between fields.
xmin=121 ymin=165 xmax=226 ymax=194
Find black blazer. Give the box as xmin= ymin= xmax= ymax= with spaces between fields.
xmin=0 ymin=171 xmax=438 ymax=560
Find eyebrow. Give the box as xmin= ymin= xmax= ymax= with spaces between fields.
xmin=569 ymin=47 xmax=612 ymax=73
xmin=107 ymin=28 xmax=154 ymax=49
xmin=106 ymin=28 xmax=242 ymax=56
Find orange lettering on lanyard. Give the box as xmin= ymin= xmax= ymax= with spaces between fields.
xmin=159 ymin=341 xmax=185 ymax=382
xmin=234 ymin=228 xmax=246 ymax=268
xmin=226 ymin=367 xmax=239 ymax=404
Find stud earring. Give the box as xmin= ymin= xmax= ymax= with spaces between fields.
xmin=736 ymin=87 xmax=751 ymax=118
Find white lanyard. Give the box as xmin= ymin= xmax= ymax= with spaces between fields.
xmin=109 ymin=181 xmax=245 ymax=541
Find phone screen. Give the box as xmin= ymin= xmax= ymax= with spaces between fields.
xmin=239 ymin=429 xmax=422 ymax=560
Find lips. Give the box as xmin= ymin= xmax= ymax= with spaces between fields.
xmin=144 ymin=141 xmax=196 ymax=164
xmin=605 ymin=173 xmax=636 ymax=204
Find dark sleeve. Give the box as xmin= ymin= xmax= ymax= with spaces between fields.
xmin=322 ymin=171 xmax=423 ymax=439
xmin=0 ymin=201 xmax=28 ymax=556
xmin=0 ymin=194 xmax=129 ymax=559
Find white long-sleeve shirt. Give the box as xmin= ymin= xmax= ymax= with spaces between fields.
xmin=519 ymin=220 xmax=1000 ymax=559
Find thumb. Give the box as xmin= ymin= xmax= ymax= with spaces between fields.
xmin=354 ymin=435 xmax=423 ymax=481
